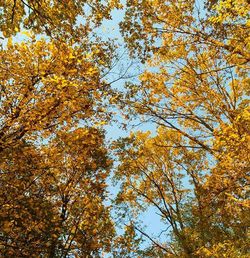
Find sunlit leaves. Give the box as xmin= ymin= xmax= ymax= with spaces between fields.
xmin=114 ymin=0 xmax=250 ymax=256
xmin=0 ymin=36 xmax=114 ymax=150
xmin=0 ymin=1 xmax=119 ymax=257
xmin=0 ymin=128 xmax=114 ymax=256
xmin=0 ymin=0 xmax=122 ymax=37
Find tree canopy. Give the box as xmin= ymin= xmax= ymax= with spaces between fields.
xmin=0 ymin=0 xmax=249 ymax=257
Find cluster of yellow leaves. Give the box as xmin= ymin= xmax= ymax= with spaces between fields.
xmin=196 ymin=241 xmax=250 ymax=258
xmin=114 ymin=126 xmax=210 ymax=256
xmin=0 ymin=36 xmax=112 ymax=151
xmin=0 ymin=0 xmax=122 ymax=37
xmin=209 ymin=0 xmax=250 ymax=23
xmin=0 ymin=128 xmax=114 ymax=257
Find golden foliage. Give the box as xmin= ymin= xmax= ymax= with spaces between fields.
xmin=114 ymin=0 xmax=250 ymax=256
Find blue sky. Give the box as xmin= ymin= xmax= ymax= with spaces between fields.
xmin=99 ymin=6 xmax=171 ymax=251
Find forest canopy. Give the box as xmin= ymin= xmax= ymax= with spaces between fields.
xmin=0 ymin=0 xmax=249 ymax=257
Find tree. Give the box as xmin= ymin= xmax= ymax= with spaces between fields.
xmin=114 ymin=0 xmax=250 ymax=256
xmin=0 ymin=1 xmax=120 ymax=257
